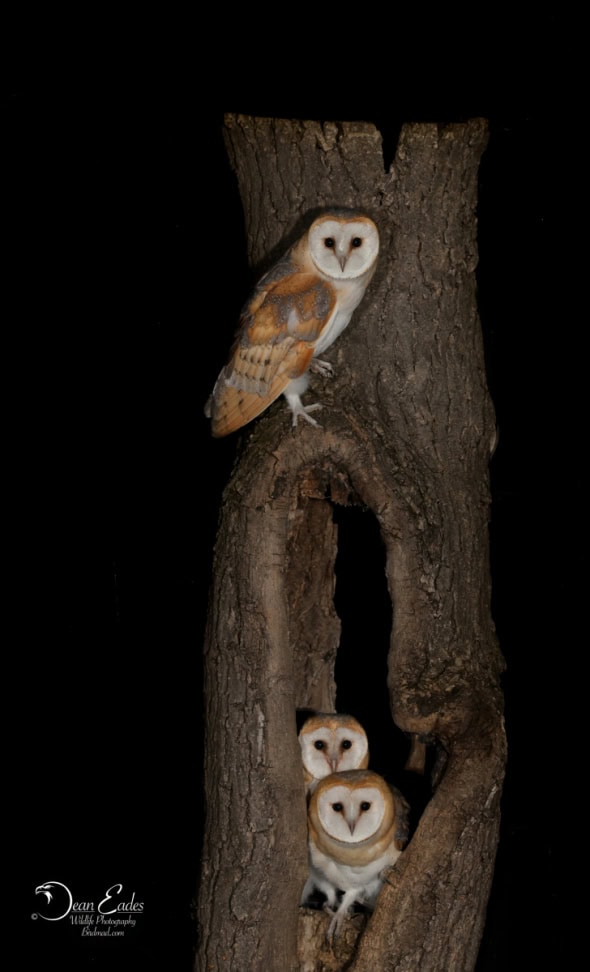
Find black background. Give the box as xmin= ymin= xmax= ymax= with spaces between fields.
xmin=12 ymin=13 xmax=575 ymax=970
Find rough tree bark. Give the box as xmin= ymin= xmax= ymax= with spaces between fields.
xmin=196 ymin=114 xmax=506 ymax=972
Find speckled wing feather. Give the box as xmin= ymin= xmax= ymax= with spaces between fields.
xmin=206 ymin=263 xmax=337 ymax=437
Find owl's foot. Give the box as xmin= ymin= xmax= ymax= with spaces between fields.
xmin=323 ymin=904 xmax=348 ymax=944
xmin=310 ymin=359 xmax=334 ymax=379
xmin=322 ymin=903 xmax=339 ymax=943
xmin=285 ymin=395 xmax=323 ymax=429
xmin=293 ymin=404 xmax=322 ymax=428
xmin=324 ymin=888 xmax=361 ymax=943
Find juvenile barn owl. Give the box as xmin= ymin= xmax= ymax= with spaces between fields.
xmin=204 ymin=209 xmax=379 ymax=437
xmin=298 ymin=713 xmax=369 ymax=795
xmin=301 ymin=768 xmax=410 ymax=941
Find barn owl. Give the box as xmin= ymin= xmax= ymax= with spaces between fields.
xmin=298 ymin=713 xmax=369 ymax=795
xmin=301 ymin=768 xmax=410 ymax=941
xmin=204 ymin=209 xmax=379 ymax=437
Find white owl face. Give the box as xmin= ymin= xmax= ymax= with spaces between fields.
xmin=316 ymin=782 xmax=387 ymax=843
xmin=308 ymin=215 xmax=380 ymax=280
xmin=299 ymin=714 xmax=369 ymax=786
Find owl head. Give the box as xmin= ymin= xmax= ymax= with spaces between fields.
xmin=298 ymin=712 xmax=369 ymax=793
xmin=306 ymin=210 xmax=380 ymax=281
xmin=309 ymin=769 xmax=397 ymax=850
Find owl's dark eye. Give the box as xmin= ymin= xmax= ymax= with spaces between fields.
xmin=341 ymin=739 xmax=352 ymax=750
xmin=314 ymin=740 xmax=325 ymax=750
xmin=360 ymin=801 xmax=371 ymax=812
xmin=332 ymin=802 xmax=343 ymax=813
xmin=351 ymin=237 xmax=363 ymax=247
xmin=324 ymin=237 xmax=335 ymax=248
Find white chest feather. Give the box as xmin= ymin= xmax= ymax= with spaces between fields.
xmin=313 ymin=279 xmax=367 ymax=357
xmin=309 ymin=839 xmax=400 ymax=895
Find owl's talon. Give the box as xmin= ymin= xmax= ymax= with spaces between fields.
xmin=310 ymin=359 xmax=335 ymax=379
xmin=325 ymin=909 xmax=347 ymax=944
xmin=321 ymin=902 xmax=337 ymax=943
xmin=290 ymin=403 xmax=323 ymax=428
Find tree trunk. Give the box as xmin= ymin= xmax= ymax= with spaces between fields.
xmin=196 ymin=114 xmax=506 ymax=972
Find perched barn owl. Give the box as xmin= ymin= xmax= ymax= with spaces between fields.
xmin=298 ymin=713 xmax=369 ymax=795
xmin=204 ymin=209 xmax=379 ymax=437
xmin=301 ymin=768 xmax=410 ymax=941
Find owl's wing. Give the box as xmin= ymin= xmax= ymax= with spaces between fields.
xmin=206 ymin=270 xmax=337 ymax=437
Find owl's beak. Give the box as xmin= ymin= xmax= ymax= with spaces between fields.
xmin=335 ymin=243 xmax=348 ymax=272
xmin=345 ymin=808 xmax=357 ymax=835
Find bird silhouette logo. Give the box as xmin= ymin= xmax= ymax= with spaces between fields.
xmin=32 ymin=881 xmax=73 ymax=921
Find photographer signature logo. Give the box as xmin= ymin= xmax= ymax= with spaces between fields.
xmin=32 ymin=882 xmax=74 ymax=921
xmin=32 ymin=881 xmax=144 ymax=936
